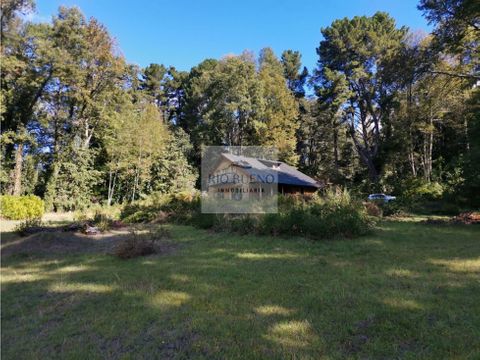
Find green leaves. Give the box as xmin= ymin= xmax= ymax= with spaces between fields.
xmin=315 ymin=12 xmax=407 ymax=182
xmin=179 ymin=49 xmax=299 ymax=164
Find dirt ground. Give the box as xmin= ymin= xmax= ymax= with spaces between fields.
xmin=0 ymin=213 xmax=175 ymax=259
xmin=0 ymin=229 xmax=133 ymax=258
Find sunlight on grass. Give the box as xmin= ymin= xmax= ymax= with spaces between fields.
xmin=170 ymin=274 xmax=190 ymax=282
xmin=255 ymin=305 xmax=295 ymax=316
xmin=50 ymin=282 xmax=115 ymax=293
xmin=50 ymin=265 xmax=92 ymax=274
xmin=429 ymin=258 xmax=480 ymax=273
xmin=237 ymin=252 xmax=300 ymax=260
xmin=386 ymin=268 xmax=420 ymax=278
xmin=2 ymin=271 xmax=47 ymax=283
xmin=265 ymin=320 xmax=317 ymax=348
xmin=2 ymin=264 xmax=94 ymax=284
xmin=383 ymin=297 xmax=423 ymax=310
xmin=150 ymin=290 xmax=191 ymax=309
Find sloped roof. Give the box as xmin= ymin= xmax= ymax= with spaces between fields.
xmin=221 ymin=153 xmax=320 ymax=188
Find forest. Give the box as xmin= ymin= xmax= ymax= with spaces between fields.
xmin=1 ymin=0 xmax=479 ymax=212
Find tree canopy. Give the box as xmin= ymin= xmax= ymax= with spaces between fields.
xmin=1 ymin=0 xmax=478 ymax=209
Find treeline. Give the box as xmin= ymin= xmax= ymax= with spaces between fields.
xmin=1 ymin=0 xmax=479 ymax=211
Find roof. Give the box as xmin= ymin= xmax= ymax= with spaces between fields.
xmin=220 ymin=153 xmax=320 ymax=189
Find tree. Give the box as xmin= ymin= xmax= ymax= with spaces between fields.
xmin=180 ymin=55 xmax=264 ymax=150
xmin=314 ymin=12 xmax=407 ymax=184
xmin=0 ymin=0 xmax=35 ymax=40
xmin=105 ymin=104 xmax=169 ymax=203
xmin=46 ymin=145 xmax=100 ymax=211
xmin=140 ymin=64 xmax=189 ymax=124
xmin=418 ymin=0 xmax=479 ymax=54
xmin=1 ymin=13 xmax=54 ymax=195
xmin=150 ymin=127 xmax=197 ymax=194
xmin=39 ymin=7 xmax=127 ymax=209
xmin=258 ymin=48 xmax=299 ymax=164
xmin=281 ymin=50 xmax=308 ymax=98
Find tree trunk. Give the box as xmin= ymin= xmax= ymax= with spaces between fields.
xmin=107 ymin=171 xmax=117 ymax=206
xmin=348 ymin=122 xmax=380 ymax=184
xmin=424 ymin=113 xmax=434 ymax=182
xmin=333 ymin=125 xmax=339 ymax=177
xmin=408 ymin=149 xmax=417 ymax=177
xmin=407 ymin=84 xmax=417 ymax=177
xmin=131 ymin=168 xmax=138 ymax=202
xmin=428 ymin=123 xmax=433 ymax=180
xmin=9 ymin=142 xmax=24 ymax=195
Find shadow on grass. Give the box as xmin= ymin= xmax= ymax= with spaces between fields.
xmin=1 ymin=221 xmax=480 ymax=359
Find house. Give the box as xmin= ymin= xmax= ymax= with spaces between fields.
xmin=206 ymin=153 xmax=321 ymax=200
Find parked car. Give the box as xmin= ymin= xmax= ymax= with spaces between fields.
xmin=368 ymin=193 xmax=396 ymax=203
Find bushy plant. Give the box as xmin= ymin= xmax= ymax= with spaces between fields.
xmin=0 ymin=195 xmax=44 ymax=220
xmin=114 ymin=226 xmax=170 ymax=259
xmin=379 ymin=201 xmax=403 ymax=216
xmin=190 ymin=213 xmax=216 ymax=229
xmin=364 ymin=202 xmax=383 ymax=217
xmin=404 ymin=180 xmax=444 ymax=201
xmin=14 ymin=218 xmax=43 ymax=236
xmin=121 ymin=190 xmax=200 ymax=224
xmin=121 ymin=189 xmax=374 ymax=240
xmin=212 ymin=214 xmax=260 ymax=234
xmin=93 ymin=212 xmax=112 ymax=232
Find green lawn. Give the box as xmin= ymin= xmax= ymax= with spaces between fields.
xmin=1 ymin=220 xmax=479 ymax=359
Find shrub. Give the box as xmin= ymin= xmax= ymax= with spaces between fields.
xmin=0 ymin=195 xmax=44 ymax=220
xmin=115 ymin=235 xmax=156 ymax=259
xmin=14 ymin=218 xmax=43 ymax=236
xmin=364 ymin=202 xmax=383 ymax=217
xmin=212 ymin=214 xmax=261 ymax=234
xmin=379 ymin=201 xmax=403 ymax=216
xmin=121 ymin=191 xmax=200 ymax=224
xmin=72 ymin=206 xmax=122 ymax=232
xmin=114 ymin=226 xmax=170 ymax=259
xmin=257 ymin=213 xmax=283 ymax=236
xmin=190 ymin=213 xmax=216 ymax=229
xmin=121 ymin=189 xmax=374 ymax=240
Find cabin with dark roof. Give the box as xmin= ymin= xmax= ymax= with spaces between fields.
xmin=207 ymin=153 xmax=321 ymax=199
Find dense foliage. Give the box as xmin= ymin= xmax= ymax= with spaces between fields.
xmin=1 ymin=0 xmax=479 ymax=212
xmin=120 ymin=191 xmax=374 ymax=240
xmin=0 ymin=195 xmax=44 ymax=219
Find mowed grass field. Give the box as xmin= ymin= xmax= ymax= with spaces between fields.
xmin=1 ymin=220 xmax=479 ymax=359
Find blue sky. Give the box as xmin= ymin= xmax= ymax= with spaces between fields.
xmin=34 ymin=0 xmax=431 ymax=72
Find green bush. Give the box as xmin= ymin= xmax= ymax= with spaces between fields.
xmin=0 ymin=195 xmax=44 ymax=220
xmin=120 ymin=189 xmax=374 ymax=240
xmin=212 ymin=191 xmax=373 ymax=240
xmin=14 ymin=218 xmax=43 ymax=236
xmin=190 ymin=213 xmax=216 ymax=229
xmin=404 ymin=180 xmax=444 ymax=201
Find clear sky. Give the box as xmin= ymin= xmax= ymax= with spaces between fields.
xmin=33 ymin=0 xmax=431 ymax=72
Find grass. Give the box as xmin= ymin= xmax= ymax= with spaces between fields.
xmin=1 ymin=218 xmax=479 ymax=359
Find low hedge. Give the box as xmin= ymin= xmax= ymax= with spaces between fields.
xmin=121 ymin=190 xmax=374 ymax=240
xmin=0 ymin=195 xmax=44 ymax=220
